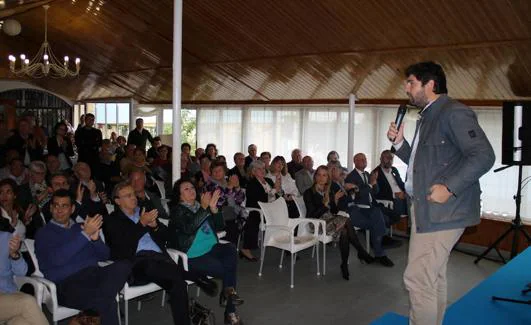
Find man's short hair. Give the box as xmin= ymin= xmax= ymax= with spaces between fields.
xmin=51 ymin=189 xmax=74 ymax=205
xmin=112 ymin=181 xmax=132 ymax=199
xmin=153 ymin=136 xmax=161 ymax=142
xmin=181 ymin=143 xmax=191 ymax=151
xmin=85 ymin=113 xmax=95 ymax=119
xmin=260 ymin=151 xmax=271 ymax=159
xmin=136 ymin=118 xmax=143 ymax=123
xmin=29 ymin=161 xmax=46 ymax=173
xmin=405 ymin=61 xmax=447 ymax=94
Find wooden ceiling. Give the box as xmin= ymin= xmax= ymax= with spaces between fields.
xmin=1 ymin=0 xmax=530 ymax=104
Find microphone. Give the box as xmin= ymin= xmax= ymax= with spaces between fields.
xmin=392 ymin=104 xmax=408 ymax=142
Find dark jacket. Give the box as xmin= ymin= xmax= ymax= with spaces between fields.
xmin=245 ymin=177 xmax=276 ymax=209
xmin=344 ymin=169 xmax=378 ymax=206
xmin=5 ymin=131 xmax=43 ymax=163
xmin=75 ymin=127 xmax=102 ymax=166
xmin=47 ymin=136 xmax=75 ymax=167
xmin=137 ymin=190 xmax=169 ymax=220
xmin=372 ymin=166 xmax=405 ymax=201
xmin=167 ymin=203 xmax=224 ymax=253
xmin=303 ymin=186 xmax=339 ymax=219
xmin=103 ymin=207 xmax=169 ymax=261
xmin=127 ymin=129 xmax=154 ymax=151
xmin=394 ymin=95 xmax=495 ymax=233
xmin=227 ymin=166 xmax=248 ymax=189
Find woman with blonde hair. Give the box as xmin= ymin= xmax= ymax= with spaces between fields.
xmin=303 ymin=165 xmax=373 ymax=280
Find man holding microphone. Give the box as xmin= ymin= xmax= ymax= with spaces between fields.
xmin=387 ymin=61 xmax=495 ymax=325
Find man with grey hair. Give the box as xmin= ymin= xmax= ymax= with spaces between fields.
xmin=295 ymin=155 xmax=314 ymax=194
xmin=16 ymin=160 xmax=48 ymax=210
xmin=287 ymin=148 xmax=303 ymax=178
xmin=244 ymin=144 xmax=258 ymax=169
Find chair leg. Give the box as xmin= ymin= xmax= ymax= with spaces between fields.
xmin=137 ymin=300 xmax=141 ymax=311
xmin=290 ymin=253 xmax=295 ymax=289
xmin=196 ymin=286 xmax=200 ymax=297
xmin=316 ymin=243 xmax=320 ymax=276
xmin=311 ymin=244 xmax=316 ymax=258
xmin=365 ymin=229 xmax=370 ymax=253
xmin=161 ymin=291 xmax=166 ymax=307
xmin=390 ymin=226 xmax=393 ymax=237
xmin=323 ymin=241 xmax=327 ymax=275
xmin=125 ymin=299 xmax=129 ymax=325
xmin=279 ymin=250 xmax=284 ymax=268
xmin=117 ymin=302 xmax=122 ymax=325
xmin=258 ymin=245 xmax=266 ymax=277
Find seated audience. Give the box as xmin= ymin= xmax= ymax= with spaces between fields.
xmin=104 ymin=182 xmax=216 ymax=325
xmin=44 ymin=154 xmax=64 ymax=183
xmin=259 ymin=151 xmax=271 ymax=171
xmin=5 ymin=118 xmax=43 ymax=165
xmin=303 ymin=165 xmax=374 ymax=281
xmin=372 ymin=150 xmax=408 ymax=222
xmin=129 ymin=170 xmax=169 ymax=219
xmin=114 ymin=136 xmax=127 ymax=163
xmin=16 ymin=161 xmax=49 ymax=212
xmin=42 ymin=173 xmax=84 ymax=223
xmin=0 ymin=224 xmax=48 ymax=325
xmin=35 ymin=189 xmax=131 ymax=325
xmin=6 ymin=158 xmax=29 ymax=186
xmin=188 ymin=147 xmax=204 ymax=176
xmin=168 ymin=180 xmax=244 ymax=325
xmin=228 ymin=152 xmax=248 ymax=189
xmin=47 ymin=121 xmax=75 ymax=170
xmin=242 ymin=160 xmax=279 ymax=261
xmin=287 ymin=149 xmax=303 ymax=178
xmin=147 ymin=136 xmax=162 ymax=162
xmin=244 ymin=144 xmax=258 ymax=169
xmin=121 ymin=148 xmax=152 ymax=177
xmin=203 ymin=161 xmax=245 ymax=245
xmin=328 ymin=163 xmax=395 ymax=267
xmin=119 ymin=143 xmax=136 ymax=176
xmin=0 ymin=150 xmax=22 ymax=181
xmin=295 ymin=155 xmax=314 ymax=194
xmin=71 ymin=162 xmax=108 ymax=218
xmin=327 ymin=150 xmax=341 ymax=166
xmin=267 ymin=156 xmax=300 ymax=219
xmin=194 ymin=154 xmax=211 ymax=189
xmin=205 ymin=143 xmax=218 ymax=161
xmin=345 ymin=153 xmax=379 ymax=207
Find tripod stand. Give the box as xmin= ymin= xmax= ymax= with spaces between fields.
xmin=474 ymin=163 xmax=531 ymax=264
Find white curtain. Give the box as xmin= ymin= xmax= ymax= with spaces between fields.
xmin=195 ymin=104 xmax=529 ymax=222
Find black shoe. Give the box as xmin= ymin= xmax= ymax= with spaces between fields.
xmin=195 ymin=276 xmax=218 ymax=297
xmin=382 ymin=236 xmax=403 ymax=249
xmin=375 ymin=256 xmax=394 ymax=267
xmin=239 ymin=250 xmax=258 ymax=262
xmin=219 ymin=288 xmax=244 ymax=306
xmin=357 ymin=250 xmax=374 ymax=264
xmin=340 ymin=263 xmax=350 ymax=280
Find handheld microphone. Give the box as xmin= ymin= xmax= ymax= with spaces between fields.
xmin=392 ymin=104 xmax=408 ymax=141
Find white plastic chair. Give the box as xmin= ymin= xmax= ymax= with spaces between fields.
xmin=24 ymin=239 xmax=80 ymax=325
xmin=293 ymin=195 xmax=333 ymax=275
xmin=258 ymin=197 xmax=321 ymax=288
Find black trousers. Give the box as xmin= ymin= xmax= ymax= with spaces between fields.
xmin=242 ymin=211 xmax=261 ymax=250
xmin=131 ymin=251 xmax=190 ymax=325
xmin=57 ymin=260 xmax=132 ymax=325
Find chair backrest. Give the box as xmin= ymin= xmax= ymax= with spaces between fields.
xmin=105 ymin=203 xmax=115 ymax=214
xmin=23 ymin=239 xmax=44 ymax=277
xmin=293 ymin=196 xmax=307 ymax=219
xmin=152 ymin=177 xmax=166 ymax=199
xmin=258 ymin=197 xmax=289 ymax=226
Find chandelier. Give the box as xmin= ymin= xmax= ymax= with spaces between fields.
xmin=8 ymin=5 xmax=80 ymax=78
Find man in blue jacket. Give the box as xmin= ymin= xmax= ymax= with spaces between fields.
xmin=35 ymin=189 xmax=131 ymax=325
xmin=387 ymin=61 xmax=495 ymax=325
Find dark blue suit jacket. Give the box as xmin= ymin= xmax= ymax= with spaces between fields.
xmin=372 ymin=166 xmax=405 ymax=201
xmin=344 ymin=170 xmax=378 ymax=206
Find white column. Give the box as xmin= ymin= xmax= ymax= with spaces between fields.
xmin=129 ymin=98 xmax=136 ymax=132
xmin=347 ymin=94 xmax=356 ymax=170
xmin=172 ymin=0 xmax=183 ymax=185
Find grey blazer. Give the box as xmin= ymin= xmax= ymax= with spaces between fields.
xmin=394 ymin=95 xmax=495 ymax=233
xmin=295 ymin=169 xmax=313 ymax=195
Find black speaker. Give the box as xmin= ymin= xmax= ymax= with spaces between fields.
xmin=502 ymin=101 xmax=531 ymax=165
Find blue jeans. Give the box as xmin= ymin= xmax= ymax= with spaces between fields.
xmin=189 ymin=243 xmax=238 ymax=313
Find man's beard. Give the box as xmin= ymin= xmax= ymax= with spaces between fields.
xmin=408 ymin=92 xmax=429 ymax=108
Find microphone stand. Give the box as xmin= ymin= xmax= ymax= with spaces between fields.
xmin=474 ymin=163 xmax=531 ymax=264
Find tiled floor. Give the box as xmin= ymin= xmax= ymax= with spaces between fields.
xmin=111 ymin=236 xmax=501 ymax=325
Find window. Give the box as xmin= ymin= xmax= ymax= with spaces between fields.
xmin=84 ymin=102 xmax=130 ymax=139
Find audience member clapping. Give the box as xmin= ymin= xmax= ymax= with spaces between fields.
xmin=267 ymin=156 xmax=300 ymax=219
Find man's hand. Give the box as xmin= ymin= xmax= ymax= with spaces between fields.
xmin=82 ymin=214 xmax=103 ymax=239
xmin=387 ymin=122 xmax=405 ymax=145
xmin=8 ymin=235 xmax=21 ymax=259
xmin=427 ymin=184 xmax=452 ymax=204
xmin=209 ymin=189 xmax=221 ymax=213
xmin=395 ymin=191 xmax=406 ymax=200
xmin=369 ymin=170 xmax=378 ymax=186
xmin=334 ymin=190 xmax=345 ymax=203
xmin=140 ymin=208 xmax=159 ymax=227
xmin=98 ymin=192 xmax=108 ymax=204
xmin=35 ymin=189 xmax=48 ymax=204
xmin=22 ymin=204 xmax=37 ymax=225
xmin=76 ymin=183 xmax=85 ymax=202
xmin=344 ymin=183 xmax=355 ymax=191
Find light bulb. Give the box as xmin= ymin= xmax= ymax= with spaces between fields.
xmin=24 ymin=59 xmax=29 ymax=64
xmin=20 ymin=54 xmax=26 ymax=60
xmin=43 ymin=54 xmax=49 ymax=60
xmin=75 ymin=58 xmax=80 ymax=64
xmin=64 ymin=56 xmax=69 ymax=62
xmin=8 ymin=55 xmax=16 ymax=62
